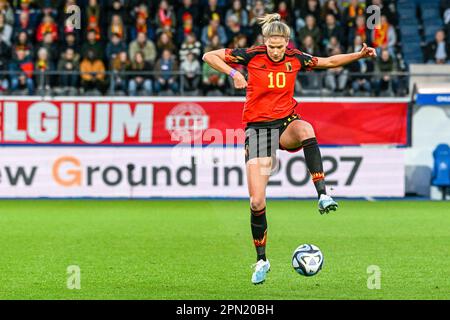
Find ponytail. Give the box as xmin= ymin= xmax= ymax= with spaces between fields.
xmin=257 ymin=13 xmax=290 ymax=39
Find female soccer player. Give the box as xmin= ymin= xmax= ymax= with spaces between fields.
xmin=203 ymin=13 xmax=376 ymax=284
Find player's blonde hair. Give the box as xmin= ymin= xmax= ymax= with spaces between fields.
xmin=257 ymin=13 xmax=290 ymax=39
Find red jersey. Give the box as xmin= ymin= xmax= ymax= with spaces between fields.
xmin=225 ymin=45 xmax=318 ymax=123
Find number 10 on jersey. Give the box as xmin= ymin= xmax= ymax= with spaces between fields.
xmin=268 ymin=72 xmax=286 ymax=89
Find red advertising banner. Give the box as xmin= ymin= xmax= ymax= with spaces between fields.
xmin=0 ymin=99 xmax=408 ymax=146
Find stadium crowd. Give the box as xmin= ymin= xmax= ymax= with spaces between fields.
xmin=0 ymin=0 xmax=449 ymax=96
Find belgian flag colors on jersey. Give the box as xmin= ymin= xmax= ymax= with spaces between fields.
xmin=225 ymin=45 xmax=318 ymax=123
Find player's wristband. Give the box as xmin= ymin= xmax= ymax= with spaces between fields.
xmin=229 ymin=69 xmax=237 ymax=78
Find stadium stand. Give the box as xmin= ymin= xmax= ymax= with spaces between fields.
xmin=0 ymin=0 xmax=448 ymax=97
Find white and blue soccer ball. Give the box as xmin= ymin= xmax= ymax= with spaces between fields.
xmin=292 ymin=244 xmax=324 ymax=276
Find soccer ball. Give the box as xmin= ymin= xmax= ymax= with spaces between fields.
xmin=292 ymin=244 xmax=324 ymax=276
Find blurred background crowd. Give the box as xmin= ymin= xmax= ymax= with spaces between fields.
xmin=0 ymin=0 xmax=449 ymax=96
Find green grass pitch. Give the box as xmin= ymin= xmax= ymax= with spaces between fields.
xmin=0 ymin=200 xmax=448 ymax=300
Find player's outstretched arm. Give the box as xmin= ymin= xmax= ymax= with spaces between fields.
xmin=314 ymin=43 xmax=377 ymax=69
xmin=202 ymin=49 xmax=248 ymax=89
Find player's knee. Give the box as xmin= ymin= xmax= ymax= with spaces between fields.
xmin=250 ymin=197 xmax=266 ymax=211
xmin=298 ymin=122 xmax=315 ymax=141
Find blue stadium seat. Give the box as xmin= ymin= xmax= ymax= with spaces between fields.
xmin=422 ymin=9 xmax=440 ymax=21
xmin=400 ymin=25 xmax=420 ymax=39
xmin=425 ymin=25 xmax=444 ymax=42
xmin=400 ymin=16 xmax=420 ymax=26
xmin=402 ymin=43 xmax=424 ymax=63
xmin=400 ymin=35 xmax=422 ymax=46
xmin=399 ymin=8 xmax=417 ymax=20
xmin=420 ymin=1 xmax=440 ymax=10
xmin=431 ymin=144 xmax=450 ymax=200
xmin=402 ymin=43 xmax=422 ymax=53
xmin=397 ymin=0 xmax=416 ymax=9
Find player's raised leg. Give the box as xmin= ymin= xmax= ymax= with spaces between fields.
xmin=246 ymin=157 xmax=272 ymax=284
xmin=280 ymin=120 xmax=338 ymax=214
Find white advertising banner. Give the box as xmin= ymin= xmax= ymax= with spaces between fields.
xmin=0 ymin=147 xmax=405 ymax=198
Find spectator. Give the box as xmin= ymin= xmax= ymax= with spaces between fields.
xmin=14 ymin=11 xmax=34 ymax=40
xmin=57 ymin=47 xmax=80 ymax=93
xmin=36 ymin=15 xmax=58 ymax=43
xmin=39 ymin=32 xmax=58 ymax=63
xmin=204 ymin=34 xmax=223 ymax=53
xmin=157 ymin=31 xmax=176 ymax=55
xmin=14 ymin=0 xmax=38 ymax=31
xmin=0 ymin=0 xmax=412 ymax=97
xmin=35 ymin=47 xmax=54 ymax=93
xmin=325 ymin=46 xmax=349 ymax=92
xmin=252 ymin=33 xmax=264 ymax=46
xmin=301 ymin=0 xmax=322 ymax=23
xmin=39 ymin=3 xmax=58 ymax=28
xmin=202 ymin=58 xmax=226 ymax=95
xmin=0 ymin=31 xmax=10 ymax=92
xmin=107 ymin=0 xmax=131 ymax=27
xmin=85 ymin=0 xmax=101 ymax=33
xmin=246 ymin=0 xmax=273 ymax=13
xmin=348 ymin=35 xmax=373 ymax=95
xmin=374 ymin=48 xmax=398 ymax=96
xmin=130 ymin=4 xmax=156 ymax=41
xmin=0 ymin=0 xmax=14 ymax=27
xmin=177 ymin=0 xmax=199 ymax=27
xmin=299 ymin=35 xmax=321 ymax=90
xmin=179 ymin=33 xmax=202 ymax=63
xmin=371 ymin=15 xmax=397 ymax=56
xmin=86 ymin=17 xmax=101 ymax=44
xmin=228 ymin=33 xmax=248 ymax=95
xmin=348 ymin=15 xmax=368 ymax=48
xmin=225 ymin=14 xmax=246 ymax=47
xmin=348 ymin=36 xmax=374 ymax=96
xmin=0 ymin=13 xmax=12 ymax=46
xmin=180 ymin=52 xmax=201 ymax=93
xmin=108 ymin=14 xmax=126 ymax=42
xmin=370 ymin=0 xmax=398 ymax=27
xmin=154 ymin=49 xmax=179 ymax=94
xmin=37 ymin=0 xmax=58 ymax=24
xmin=201 ymin=13 xmax=227 ymax=47
xmin=425 ymin=30 xmax=450 ymax=64
xmin=276 ymin=1 xmax=293 ymax=27
xmin=59 ymin=31 xmax=79 ymax=57
xmin=226 ymin=0 xmax=249 ymax=27
xmin=202 ymin=0 xmax=225 ymax=26
xmin=156 ymin=0 xmax=176 ymax=34
xmin=176 ymin=11 xmax=200 ymax=45
xmin=9 ymin=48 xmax=34 ymax=94
xmin=81 ymin=29 xmax=103 ymax=60
xmin=322 ymin=13 xmax=343 ymax=50
xmin=300 ymin=35 xmax=322 ymax=57
xmin=298 ymin=15 xmax=321 ymax=48
xmin=321 ymin=0 xmax=341 ymax=22
xmin=14 ymin=30 xmax=33 ymax=59
xmin=110 ymin=50 xmax=130 ymax=94
xmin=233 ymin=33 xmax=248 ymax=49
xmin=106 ymin=32 xmax=127 ymax=62
xmin=128 ymin=51 xmax=152 ymax=96
xmin=248 ymin=0 xmax=266 ymax=37
xmin=325 ymin=36 xmax=342 ymax=56
xmin=80 ymin=48 xmax=106 ymax=94
xmin=342 ymin=0 xmax=365 ymax=31
xmin=129 ymin=32 xmax=157 ymax=67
